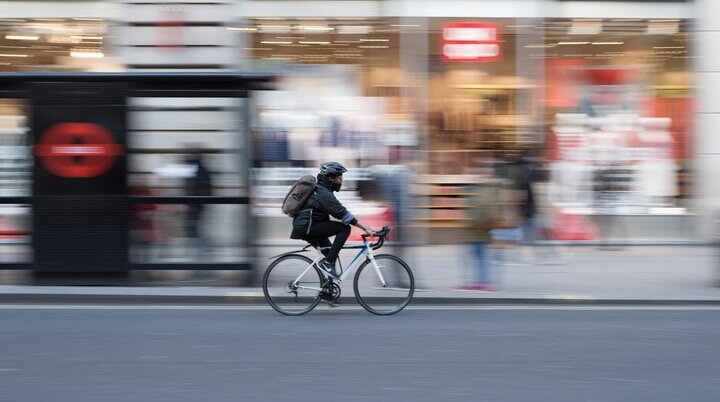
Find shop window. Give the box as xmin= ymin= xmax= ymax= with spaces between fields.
xmin=0 ymin=99 xmax=31 ymax=262
xmin=127 ymin=97 xmax=249 ymax=263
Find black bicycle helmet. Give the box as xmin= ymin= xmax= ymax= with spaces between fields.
xmin=319 ymin=161 xmax=348 ymax=177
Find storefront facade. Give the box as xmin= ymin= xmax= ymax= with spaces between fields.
xmin=0 ymin=0 xmax=706 ymax=243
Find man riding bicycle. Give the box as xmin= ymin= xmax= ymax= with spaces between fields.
xmin=290 ymin=162 xmax=376 ymax=279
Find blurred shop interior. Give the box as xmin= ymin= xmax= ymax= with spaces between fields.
xmin=0 ymin=13 xmax=697 ymax=253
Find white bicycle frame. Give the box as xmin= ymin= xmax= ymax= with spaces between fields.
xmin=291 ymin=242 xmax=387 ymax=292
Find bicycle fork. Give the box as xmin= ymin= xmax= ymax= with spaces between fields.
xmin=367 ymin=252 xmax=388 ymax=288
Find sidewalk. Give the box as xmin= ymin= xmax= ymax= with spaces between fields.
xmin=1 ymin=245 xmax=719 ymax=304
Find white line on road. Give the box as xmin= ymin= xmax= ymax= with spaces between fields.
xmin=1 ymin=304 xmax=720 ymax=311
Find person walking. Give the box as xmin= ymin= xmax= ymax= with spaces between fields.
xmin=184 ymin=153 xmax=212 ymax=259
xmin=466 ymin=178 xmax=507 ymax=291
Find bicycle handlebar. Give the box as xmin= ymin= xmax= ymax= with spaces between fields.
xmin=362 ymin=226 xmax=391 ymax=250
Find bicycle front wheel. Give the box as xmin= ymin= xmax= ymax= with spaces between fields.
xmin=263 ymin=254 xmax=323 ymax=316
xmin=354 ymin=254 xmax=414 ymax=315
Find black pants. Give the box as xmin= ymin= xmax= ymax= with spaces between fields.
xmin=304 ymin=221 xmax=351 ymax=265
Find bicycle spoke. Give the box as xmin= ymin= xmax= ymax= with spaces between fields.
xmin=354 ymin=254 xmax=414 ymax=315
xmin=263 ymin=255 xmax=322 ymax=315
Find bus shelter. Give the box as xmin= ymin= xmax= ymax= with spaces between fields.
xmin=0 ymin=72 xmax=272 ymax=273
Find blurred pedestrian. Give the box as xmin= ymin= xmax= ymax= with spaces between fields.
xmin=130 ymin=180 xmax=158 ymax=262
xmin=184 ymin=153 xmax=213 ymax=260
xmin=503 ymin=151 xmax=537 ymax=244
xmin=465 ymin=178 xmax=508 ymax=291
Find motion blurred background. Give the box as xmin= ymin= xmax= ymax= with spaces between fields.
xmin=0 ymin=0 xmax=714 ymax=285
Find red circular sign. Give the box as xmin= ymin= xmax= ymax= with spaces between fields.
xmin=34 ymin=123 xmax=124 ymax=178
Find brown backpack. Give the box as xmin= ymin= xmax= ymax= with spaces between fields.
xmin=281 ymin=175 xmax=317 ymax=217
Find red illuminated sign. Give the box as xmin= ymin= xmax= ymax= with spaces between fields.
xmin=35 ymin=123 xmax=124 ymax=178
xmin=442 ymin=22 xmax=501 ymax=62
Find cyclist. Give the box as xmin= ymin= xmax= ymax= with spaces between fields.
xmin=290 ymin=161 xmax=376 ymax=279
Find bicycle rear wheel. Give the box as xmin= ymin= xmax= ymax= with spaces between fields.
xmin=263 ymin=254 xmax=323 ymax=316
xmin=354 ymin=254 xmax=414 ymax=315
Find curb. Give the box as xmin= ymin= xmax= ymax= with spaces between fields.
xmin=2 ymin=293 xmax=720 ymax=306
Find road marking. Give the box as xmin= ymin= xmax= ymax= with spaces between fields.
xmin=1 ymin=304 xmax=720 ymax=311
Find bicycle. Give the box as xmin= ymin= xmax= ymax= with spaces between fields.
xmin=262 ymin=226 xmax=414 ymax=316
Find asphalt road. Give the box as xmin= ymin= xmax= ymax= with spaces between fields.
xmin=1 ymin=304 xmax=720 ymax=402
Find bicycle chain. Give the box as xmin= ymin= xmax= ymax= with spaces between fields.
xmin=320 ymin=280 xmax=341 ymax=301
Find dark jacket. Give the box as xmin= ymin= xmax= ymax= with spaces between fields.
xmin=185 ymin=160 xmax=212 ymax=214
xmin=290 ymin=174 xmax=357 ymax=239
xmin=497 ymin=158 xmax=536 ymax=219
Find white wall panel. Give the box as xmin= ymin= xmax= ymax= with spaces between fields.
xmin=129 ymin=111 xmax=233 ymax=131
xmin=696 ymin=31 xmax=720 ymax=73
xmin=696 ymin=0 xmax=720 ymax=32
xmin=0 ymin=1 xmax=118 ymax=18
xmin=130 ymin=131 xmax=239 ymax=149
xmin=122 ymin=46 xmax=235 ymax=65
xmin=557 ymin=1 xmax=691 ymax=19
xmin=117 ymin=26 xmax=232 ymax=46
xmin=696 ymin=113 xmax=720 ymax=156
xmin=236 ymin=0 xmax=688 ymax=19
xmin=236 ymin=0 xmax=380 ymax=18
xmin=129 ymin=97 xmax=241 ymax=109
xmin=126 ymin=3 xmax=233 ymax=24
xmin=697 ymin=73 xmax=720 ymax=114
xmin=383 ymin=0 xmax=546 ymax=18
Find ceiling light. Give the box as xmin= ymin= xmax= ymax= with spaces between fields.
xmin=0 ymin=53 xmax=29 ymax=58
xmin=71 ymin=35 xmax=103 ymax=40
xmin=591 ymin=42 xmax=624 ymax=45
xmin=646 ymin=21 xmax=678 ymax=35
xmin=359 ymin=38 xmax=389 ymax=42
xmin=653 ymin=46 xmax=684 ymax=49
xmin=338 ymin=25 xmax=372 ymax=35
xmin=298 ymin=41 xmax=330 ymax=45
xmin=568 ymin=20 xmax=602 ymax=35
xmin=558 ymin=42 xmax=589 ymax=45
xmin=524 ymin=44 xmax=556 ymax=48
xmin=296 ymin=26 xmax=334 ymax=32
xmin=5 ymin=35 xmax=39 ymax=41
xmin=261 ymin=41 xmax=292 ymax=45
xmin=70 ymin=51 xmax=104 ymax=58
xmin=228 ymin=27 xmax=257 ymax=32
xmin=259 ymin=25 xmax=291 ymax=34
xmin=359 ymin=45 xmax=389 ymax=49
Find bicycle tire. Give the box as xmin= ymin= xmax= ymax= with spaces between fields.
xmin=354 ymin=254 xmax=414 ymax=315
xmin=263 ymin=254 xmax=323 ymax=316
